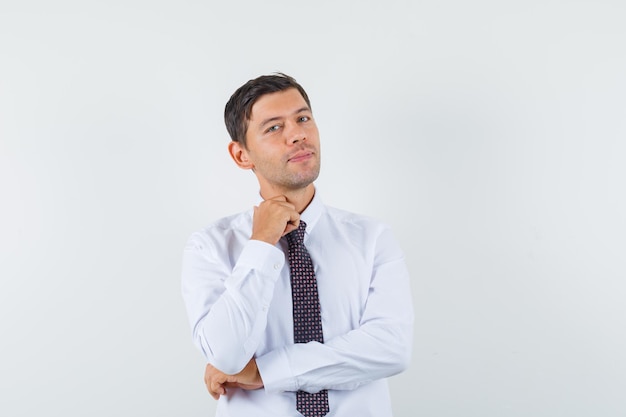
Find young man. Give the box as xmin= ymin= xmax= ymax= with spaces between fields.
xmin=182 ymin=73 xmax=413 ymax=417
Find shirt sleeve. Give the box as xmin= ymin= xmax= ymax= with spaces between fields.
xmin=181 ymin=233 xmax=286 ymax=375
xmin=256 ymin=225 xmax=414 ymax=393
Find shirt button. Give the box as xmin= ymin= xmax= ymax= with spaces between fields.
xmin=273 ymin=263 xmax=280 ymax=270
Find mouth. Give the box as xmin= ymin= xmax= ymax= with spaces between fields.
xmin=287 ymin=150 xmax=314 ymax=163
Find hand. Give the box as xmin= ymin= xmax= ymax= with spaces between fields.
xmin=251 ymin=195 xmax=300 ymax=244
xmin=204 ymin=358 xmax=264 ymax=400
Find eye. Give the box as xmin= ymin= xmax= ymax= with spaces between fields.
xmin=266 ymin=124 xmax=281 ymax=133
xmin=298 ymin=116 xmax=310 ymax=122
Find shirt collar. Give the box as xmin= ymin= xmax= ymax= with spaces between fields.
xmin=299 ymin=188 xmax=324 ymax=236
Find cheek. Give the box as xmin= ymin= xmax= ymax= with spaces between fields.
xmin=250 ymin=148 xmax=280 ymax=166
xmin=306 ymin=126 xmax=320 ymax=141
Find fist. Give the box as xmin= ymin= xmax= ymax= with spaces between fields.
xmin=251 ymin=195 xmax=300 ymax=244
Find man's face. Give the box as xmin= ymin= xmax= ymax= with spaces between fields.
xmin=241 ymin=88 xmax=321 ymax=195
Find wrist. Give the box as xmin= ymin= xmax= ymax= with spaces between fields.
xmin=250 ymin=233 xmax=279 ymax=245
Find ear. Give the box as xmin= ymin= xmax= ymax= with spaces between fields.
xmin=228 ymin=141 xmax=254 ymax=170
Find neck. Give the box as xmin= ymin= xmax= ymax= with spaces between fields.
xmin=260 ymin=184 xmax=315 ymax=213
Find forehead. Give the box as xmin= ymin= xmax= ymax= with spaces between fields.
xmin=249 ymin=88 xmax=309 ymax=123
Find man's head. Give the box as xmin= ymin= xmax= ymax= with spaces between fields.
xmin=225 ymin=73 xmax=320 ymax=198
xmin=224 ymin=73 xmax=311 ymax=149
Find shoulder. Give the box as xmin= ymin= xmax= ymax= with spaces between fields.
xmin=184 ymin=210 xmax=253 ymax=252
xmin=318 ymin=205 xmax=404 ymax=262
xmin=324 ymin=205 xmax=388 ymax=229
xmin=321 ymin=205 xmax=392 ymax=240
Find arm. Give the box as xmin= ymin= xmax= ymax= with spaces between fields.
xmin=181 ymin=196 xmax=300 ymax=375
xmin=182 ymin=236 xmax=284 ymax=374
xmin=256 ymin=225 xmax=414 ymax=393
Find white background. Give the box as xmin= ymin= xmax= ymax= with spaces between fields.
xmin=1 ymin=0 xmax=625 ymax=416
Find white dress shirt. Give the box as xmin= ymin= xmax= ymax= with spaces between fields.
xmin=181 ymin=192 xmax=414 ymax=417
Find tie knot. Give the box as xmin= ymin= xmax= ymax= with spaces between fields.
xmin=286 ymin=220 xmax=307 ymax=248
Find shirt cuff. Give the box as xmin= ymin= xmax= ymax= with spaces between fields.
xmin=227 ymin=239 xmax=285 ymax=289
xmin=256 ymin=347 xmax=298 ymax=394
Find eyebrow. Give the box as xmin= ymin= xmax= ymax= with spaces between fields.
xmin=258 ymin=106 xmax=311 ymax=130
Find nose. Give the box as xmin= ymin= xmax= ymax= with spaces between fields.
xmin=285 ymin=121 xmax=306 ymax=145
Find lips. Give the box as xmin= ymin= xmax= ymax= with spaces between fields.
xmin=287 ymin=150 xmax=314 ymax=162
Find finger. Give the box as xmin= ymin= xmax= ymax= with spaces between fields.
xmin=261 ymin=200 xmax=295 ymax=211
xmin=283 ymin=222 xmax=298 ymax=236
xmin=262 ymin=196 xmax=297 ymax=211
xmin=209 ymin=389 xmax=219 ymax=401
xmin=210 ymin=380 xmax=226 ymax=399
xmin=288 ymin=210 xmax=300 ymax=225
xmin=266 ymin=195 xmax=287 ymax=202
xmin=204 ymin=364 xmax=217 ymax=386
xmin=282 ymin=212 xmax=300 ymax=235
xmin=205 ymin=380 xmax=219 ymax=400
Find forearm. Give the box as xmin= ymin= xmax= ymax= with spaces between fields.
xmin=182 ymin=238 xmax=285 ymax=374
xmin=257 ymin=317 xmax=413 ymax=393
xmin=258 ymin=244 xmax=414 ymax=393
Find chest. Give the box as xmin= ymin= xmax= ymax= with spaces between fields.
xmin=262 ymin=237 xmax=373 ymax=349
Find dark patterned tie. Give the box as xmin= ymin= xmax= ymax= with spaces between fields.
xmin=286 ymin=221 xmax=330 ymax=417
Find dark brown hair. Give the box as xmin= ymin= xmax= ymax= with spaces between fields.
xmin=224 ymin=73 xmax=311 ymax=148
